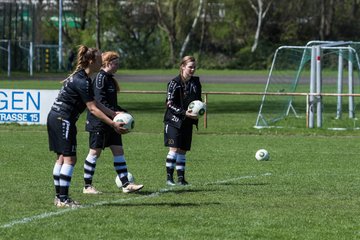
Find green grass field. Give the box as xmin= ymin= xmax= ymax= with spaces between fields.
xmin=1 ymin=80 xmax=360 ymax=239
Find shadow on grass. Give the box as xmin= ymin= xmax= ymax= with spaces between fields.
xmin=103 ymin=202 xmax=221 ymax=208
xmin=210 ymin=182 xmax=269 ymax=186
xmin=102 ymin=188 xmax=215 ymax=196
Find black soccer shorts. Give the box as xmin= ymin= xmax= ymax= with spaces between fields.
xmin=88 ymin=130 xmax=123 ymax=149
xmin=47 ymin=111 xmax=77 ymax=156
xmin=164 ymin=123 xmax=193 ymax=151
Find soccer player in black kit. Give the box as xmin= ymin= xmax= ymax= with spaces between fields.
xmin=163 ymin=56 xmax=202 ymax=186
xmin=83 ymin=51 xmax=143 ymax=194
xmin=47 ymin=45 xmax=127 ymax=208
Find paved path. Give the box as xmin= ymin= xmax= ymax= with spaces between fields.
xmin=1 ymin=73 xmax=268 ymax=84
xmin=3 ymin=73 xmax=341 ymax=85
xmin=115 ymin=74 xmax=268 ymax=84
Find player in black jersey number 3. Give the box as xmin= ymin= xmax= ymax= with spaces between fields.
xmin=47 ymin=46 xmax=127 ymax=208
xmin=83 ymin=51 xmax=144 ymax=194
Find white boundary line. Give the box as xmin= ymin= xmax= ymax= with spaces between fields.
xmin=1 ymin=172 xmax=272 ymax=229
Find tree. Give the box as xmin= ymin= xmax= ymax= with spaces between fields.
xmin=57 ymin=0 xmax=90 ymax=46
xmin=319 ymin=0 xmax=335 ymax=40
xmin=155 ymin=0 xmax=204 ymax=66
xmin=101 ymin=0 xmax=159 ymax=68
xmin=248 ymin=0 xmax=272 ymax=52
xmin=9 ymin=0 xmax=360 ymax=71
xmin=95 ymin=0 xmax=100 ymax=49
xmin=155 ymin=0 xmax=178 ymax=66
xmin=179 ymin=0 xmax=204 ymax=58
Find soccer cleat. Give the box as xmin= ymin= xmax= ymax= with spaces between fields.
xmin=83 ymin=185 xmax=102 ymax=194
xmin=122 ymin=183 xmax=144 ymax=193
xmin=54 ymin=196 xmax=60 ymax=206
xmin=177 ymin=176 xmax=189 ymax=186
xmin=177 ymin=180 xmax=189 ymax=186
xmin=166 ymin=180 xmax=176 ymax=186
xmin=56 ymin=198 xmax=81 ymax=208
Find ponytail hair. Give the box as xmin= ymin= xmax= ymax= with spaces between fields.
xmin=73 ymin=45 xmax=100 ymax=73
xmin=61 ymin=45 xmax=100 ymax=83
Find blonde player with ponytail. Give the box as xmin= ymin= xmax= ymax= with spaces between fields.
xmin=47 ymin=46 xmax=127 ymax=208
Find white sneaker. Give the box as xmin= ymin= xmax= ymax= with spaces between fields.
xmin=56 ymin=198 xmax=81 ymax=208
xmin=54 ymin=196 xmax=60 ymax=206
xmin=122 ymin=183 xmax=144 ymax=193
xmin=166 ymin=180 xmax=176 ymax=186
xmin=83 ymin=185 xmax=102 ymax=194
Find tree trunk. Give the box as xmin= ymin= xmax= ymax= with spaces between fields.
xmin=325 ymin=0 xmax=335 ymax=38
xmin=179 ymin=0 xmax=204 ymax=58
xmin=248 ymin=0 xmax=272 ymax=52
xmin=319 ymin=0 xmax=325 ymax=40
xmin=95 ymin=0 xmax=101 ymax=49
xmin=251 ymin=0 xmax=263 ymax=52
xmin=198 ymin=0 xmax=207 ymax=62
xmin=155 ymin=0 xmax=177 ymax=66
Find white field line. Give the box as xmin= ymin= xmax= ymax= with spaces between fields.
xmin=1 ymin=172 xmax=271 ymax=229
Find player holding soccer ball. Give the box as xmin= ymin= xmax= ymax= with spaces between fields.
xmin=47 ymin=46 xmax=127 ymax=208
xmin=83 ymin=51 xmax=143 ymax=194
xmin=163 ymin=56 xmax=202 ymax=186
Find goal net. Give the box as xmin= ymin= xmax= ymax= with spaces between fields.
xmin=255 ymin=41 xmax=360 ymax=129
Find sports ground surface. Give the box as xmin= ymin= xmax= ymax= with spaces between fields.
xmin=3 ymin=72 xmax=360 ymax=239
xmin=3 ymin=71 xmax=341 ymax=85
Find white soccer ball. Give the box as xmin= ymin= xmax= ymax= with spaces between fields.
xmin=187 ymin=100 xmax=206 ymax=117
xmin=255 ymin=149 xmax=270 ymax=161
xmin=115 ymin=172 xmax=135 ymax=188
xmin=113 ymin=112 xmax=135 ymax=131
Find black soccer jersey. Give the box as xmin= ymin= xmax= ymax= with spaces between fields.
xmin=50 ymin=69 xmax=94 ymax=121
xmin=86 ymin=69 xmax=126 ymax=132
xmin=163 ymin=75 xmax=202 ymax=128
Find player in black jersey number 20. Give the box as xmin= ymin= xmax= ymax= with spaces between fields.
xmin=163 ymin=56 xmax=202 ymax=186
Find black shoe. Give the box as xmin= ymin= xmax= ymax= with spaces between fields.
xmin=177 ymin=180 xmax=189 ymax=186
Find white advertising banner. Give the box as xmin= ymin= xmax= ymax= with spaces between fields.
xmin=0 ymin=89 xmax=59 ymax=125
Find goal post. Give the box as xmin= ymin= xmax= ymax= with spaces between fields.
xmin=255 ymin=41 xmax=360 ymax=129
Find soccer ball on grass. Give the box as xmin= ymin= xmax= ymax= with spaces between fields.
xmin=255 ymin=149 xmax=270 ymax=161
xmin=115 ymin=172 xmax=135 ymax=188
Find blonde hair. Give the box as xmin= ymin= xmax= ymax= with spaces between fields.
xmin=102 ymin=51 xmax=120 ymax=92
xmin=179 ymin=55 xmax=196 ymax=80
xmin=73 ymin=45 xmax=101 ymax=73
xmin=62 ymin=45 xmax=101 ymax=83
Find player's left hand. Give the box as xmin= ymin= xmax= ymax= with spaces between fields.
xmin=112 ymin=121 xmax=129 ymax=134
xmin=186 ymin=110 xmax=198 ymax=120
